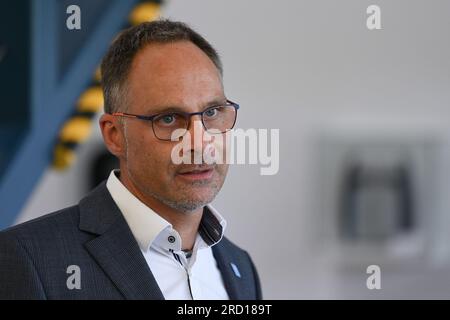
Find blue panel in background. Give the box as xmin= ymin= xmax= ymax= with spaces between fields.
xmin=0 ymin=0 xmax=142 ymax=230
xmin=0 ymin=0 xmax=31 ymax=178
xmin=57 ymin=0 xmax=111 ymax=79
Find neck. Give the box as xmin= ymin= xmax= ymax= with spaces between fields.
xmin=118 ymin=169 xmax=202 ymax=251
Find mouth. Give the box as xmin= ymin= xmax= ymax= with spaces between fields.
xmin=176 ymin=166 xmax=215 ymax=181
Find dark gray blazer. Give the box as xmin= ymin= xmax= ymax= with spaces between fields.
xmin=0 ymin=182 xmax=262 ymax=300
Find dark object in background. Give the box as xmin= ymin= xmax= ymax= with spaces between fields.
xmin=340 ymin=162 xmax=414 ymax=242
xmin=90 ymin=149 xmax=119 ymax=189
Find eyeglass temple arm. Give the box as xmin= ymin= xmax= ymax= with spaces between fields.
xmin=111 ymin=112 xmax=155 ymax=120
xmin=227 ymin=100 xmax=240 ymax=110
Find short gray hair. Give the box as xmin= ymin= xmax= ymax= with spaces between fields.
xmin=101 ymin=19 xmax=223 ymax=114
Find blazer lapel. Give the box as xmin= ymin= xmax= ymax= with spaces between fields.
xmin=212 ymin=242 xmax=243 ymax=300
xmin=79 ymin=182 xmax=164 ymax=300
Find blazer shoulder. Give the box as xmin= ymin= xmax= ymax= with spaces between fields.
xmin=0 ymin=204 xmax=80 ymax=240
xmin=0 ymin=206 xmax=80 ymax=300
xmin=219 ymin=235 xmax=259 ymax=266
xmin=219 ymin=236 xmax=248 ymax=255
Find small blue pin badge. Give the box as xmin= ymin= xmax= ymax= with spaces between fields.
xmin=230 ymin=262 xmax=241 ymax=278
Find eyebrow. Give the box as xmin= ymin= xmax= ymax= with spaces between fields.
xmin=145 ymin=98 xmax=227 ymax=115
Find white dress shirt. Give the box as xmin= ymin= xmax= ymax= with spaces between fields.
xmin=106 ymin=170 xmax=229 ymax=300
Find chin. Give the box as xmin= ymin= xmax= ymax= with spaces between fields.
xmin=182 ymin=194 xmax=215 ymax=206
xmin=176 ymin=192 xmax=217 ymax=210
xmin=170 ymin=200 xmax=211 ymax=214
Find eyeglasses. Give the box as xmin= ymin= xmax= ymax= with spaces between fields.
xmin=111 ymin=100 xmax=239 ymax=141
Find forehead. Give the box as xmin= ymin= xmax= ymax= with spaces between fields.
xmin=127 ymin=41 xmax=224 ymax=113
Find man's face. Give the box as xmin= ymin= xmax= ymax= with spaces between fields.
xmin=120 ymin=41 xmax=229 ymax=213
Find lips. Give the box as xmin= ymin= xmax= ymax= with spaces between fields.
xmin=177 ymin=165 xmax=214 ymax=174
xmin=177 ymin=165 xmax=215 ymax=180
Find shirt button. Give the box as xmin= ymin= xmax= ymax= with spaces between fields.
xmin=168 ymin=235 xmax=176 ymax=243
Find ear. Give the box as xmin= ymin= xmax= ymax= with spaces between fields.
xmin=99 ymin=113 xmax=126 ymax=159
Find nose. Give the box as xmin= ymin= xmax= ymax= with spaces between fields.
xmin=186 ymin=116 xmax=214 ymax=158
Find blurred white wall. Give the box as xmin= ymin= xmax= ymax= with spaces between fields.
xmin=17 ymin=0 xmax=450 ymax=298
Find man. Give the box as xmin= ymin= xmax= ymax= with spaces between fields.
xmin=0 ymin=20 xmax=261 ymax=300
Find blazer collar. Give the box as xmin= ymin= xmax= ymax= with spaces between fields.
xmin=78 ymin=182 xmax=164 ymax=300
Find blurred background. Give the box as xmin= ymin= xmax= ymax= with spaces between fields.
xmin=2 ymin=0 xmax=450 ymax=299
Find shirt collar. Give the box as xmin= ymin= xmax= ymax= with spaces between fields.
xmin=106 ymin=170 xmax=226 ymax=253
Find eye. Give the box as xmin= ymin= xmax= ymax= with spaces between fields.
xmin=157 ymin=114 xmax=177 ymax=126
xmin=204 ymin=107 xmax=219 ymax=118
